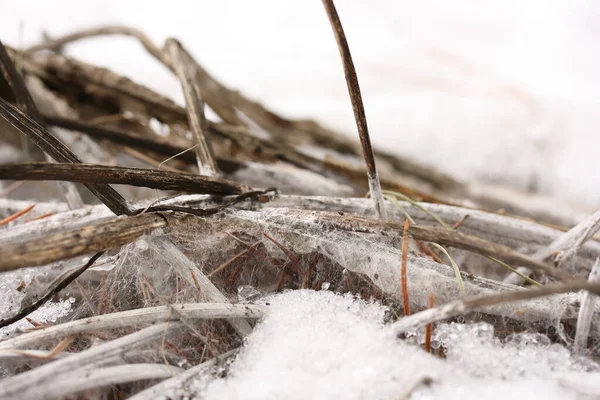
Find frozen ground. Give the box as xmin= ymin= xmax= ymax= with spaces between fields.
xmin=1 ymin=0 xmax=599 ymax=209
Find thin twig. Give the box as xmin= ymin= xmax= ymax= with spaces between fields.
xmin=0 ymin=303 xmax=266 ymax=351
xmin=424 ymin=294 xmax=435 ymax=353
xmin=26 ymin=211 xmax=54 ymax=222
xmin=401 ymin=219 xmax=411 ymax=316
xmin=0 ymin=203 xmax=35 ymax=225
xmin=129 ymin=349 xmax=238 ymax=400
xmin=416 ymin=241 xmax=444 ymax=264
xmin=1 ymin=336 xmax=75 ymax=360
xmin=392 ymin=281 xmax=600 ymax=334
xmin=0 ymin=322 xmax=183 ymax=399
xmin=0 ymin=40 xmax=84 ymax=209
xmin=163 ymin=39 xmax=219 ymax=176
xmin=574 ymin=258 xmax=600 ymax=354
xmin=0 ymin=97 xmax=132 ymax=215
xmin=0 ymin=180 xmax=25 ymax=197
xmin=321 ymin=0 xmax=387 ymax=220
xmin=25 ymin=25 xmax=167 ymax=65
xmin=208 ymin=248 xmax=252 ymax=277
xmin=451 ymin=214 xmax=469 ymax=230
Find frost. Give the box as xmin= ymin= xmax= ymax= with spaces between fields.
xmin=0 ymin=270 xmax=35 ymax=326
xmin=135 ymin=239 xmax=149 ymax=251
xmin=237 ymin=285 xmax=261 ymax=303
xmin=434 ymin=322 xmax=597 ymax=381
xmin=0 ymin=297 xmax=75 ymax=338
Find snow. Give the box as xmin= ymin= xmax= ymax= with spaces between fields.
xmin=198 ymin=290 xmax=597 ymax=400
xmin=1 ymin=1 xmax=599 ymax=208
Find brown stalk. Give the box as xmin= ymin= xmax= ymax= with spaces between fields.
xmin=401 ymin=219 xmax=411 ymax=316
xmin=0 ymin=213 xmax=166 ymax=271
xmin=0 ymin=40 xmax=84 ymax=209
xmin=27 ymin=212 xmax=54 ymax=222
xmin=208 ymin=247 xmax=252 ymax=278
xmin=0 ymin=97 xmax=132 ymax=215
xmin=452 ymin=214 xmax=470 ymax=230
xmin=26 ymin=25 xmax=167 ymax=65
xmin=0 ymin=204 xmax=35 ymax=225
xmin=424 ymin=294 xmax=435 ymax=353
xmin=0 ymin=162 xmax=246 ymax=195
xmin=22 ymin=26 xmax=459 ymax=191
xmin=163 ymin=39 xmax=219 ymax=176
xmin=4 ymin=336 xmax=76 ymax=360
xmin=416 ymin=240 xmax=445 ymax=264
xmin=320 ymin=0 xmax=387 ymax=219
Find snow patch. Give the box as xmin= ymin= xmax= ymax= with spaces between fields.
xmin=198 ymin=290 xmax=597 ymax=400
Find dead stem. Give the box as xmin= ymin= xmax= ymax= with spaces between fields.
xmin=163 ymin=39 xmax=219 ymax=176
xmin=401 ymin=219 xmax=411 ymax=316
xmin=25 ymin=25 xmax=167 ymax=65
xmin=393 ymin=281 xmax=600 ymax=334
xmin=0 ymin=203 xmax=35 ymax=225
xmin=424 ymin=294 xmax=435 ymax=353
xmin=0 ymin=162 xmax=246 ymax=195
xmin=320 ymin=0 xmax=387 ymax=219
xmin=0 ymin=98 xmax=132 ymax=215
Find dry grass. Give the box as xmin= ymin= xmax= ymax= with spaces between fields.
xmin=0 ymin=5 xmax=599 ymax=399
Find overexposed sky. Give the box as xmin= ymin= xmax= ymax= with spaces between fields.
xmin=1 ymin=1 xmax=599 ymax=208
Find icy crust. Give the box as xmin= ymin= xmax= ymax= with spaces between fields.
xmin=0 ymin=265 xmax=75 ymax=338
xmin=198 ymin=290 xmax=597 ymax=400
xmin=224 ymin=208 xmax=577 ymax=323
xmin=0 ymin=267 xmax=73 ymax=339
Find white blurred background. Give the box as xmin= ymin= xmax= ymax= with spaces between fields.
xmin=1 ymin=0 xmax=599 ymax=209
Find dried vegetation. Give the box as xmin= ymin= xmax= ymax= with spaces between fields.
xmin=0 ymin=2 xmax=599 ymax=399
